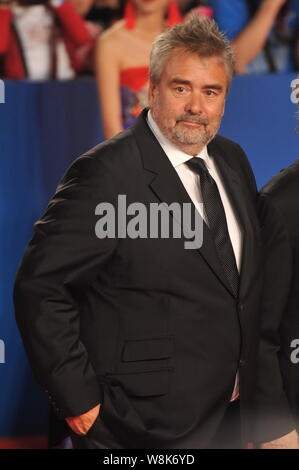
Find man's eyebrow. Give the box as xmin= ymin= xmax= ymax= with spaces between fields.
xmin=202 ymin=84 xmax=224 ymax=90
xmin=169 ymin=79 xmax=224 ymax=91
xmin=169 ymin=78 xmax=192 ymax=86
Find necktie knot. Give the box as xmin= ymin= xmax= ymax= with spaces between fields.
xmin=186 ymin=157 xmax=210 ymax=178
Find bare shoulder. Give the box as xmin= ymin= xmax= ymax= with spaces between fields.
xmin=98 ymin=20 xmax=137 ymax=65
xmin=99 ymin=20 xmax=129 ymax=45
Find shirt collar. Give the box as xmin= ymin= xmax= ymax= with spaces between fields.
xmin=147 ymin=109 xmax=211 ymax=169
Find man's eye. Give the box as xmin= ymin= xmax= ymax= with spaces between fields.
xmin=206 ymin=90 xmax=217 ymax=96
xmin=175 ymin=86 xmax=186 ymax=93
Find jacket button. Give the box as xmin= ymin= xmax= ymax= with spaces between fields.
xmin=239 ymin=359 xmax=245 ymax=367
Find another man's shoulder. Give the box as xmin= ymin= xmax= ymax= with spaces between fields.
xmin=262 ymin=159 xmax=299 ymax=199
xmin=261 ymin=160 xmax=299 ymax=235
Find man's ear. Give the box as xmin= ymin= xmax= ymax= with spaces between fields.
xmin=148 ymin=80 xmax=157 ymax=107
xmin=221 ymin=101 xmax=225 ymax=117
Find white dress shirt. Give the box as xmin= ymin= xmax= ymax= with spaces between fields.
xmin=147 ymin=110 xmax=243 ymax=271
xmin=13 ymin=4 xmax=74 ymax=81
xmin=147 ymin=110 xmax=242 ymax=400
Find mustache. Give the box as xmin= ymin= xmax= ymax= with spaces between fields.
xmin=176 ymin=114 xmax=209 ymax=126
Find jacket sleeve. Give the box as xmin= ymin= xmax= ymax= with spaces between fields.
xmin=14 ymin=153 xmax=118 ymax=418
xmin=0 ymin=7 xmax=12 ymax=55
xmin=52 ymin=1 xmax=92 ymax=46
xmin=253 ymin=193 xmax=295 ymax=443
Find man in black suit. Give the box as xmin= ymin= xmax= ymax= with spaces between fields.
xmin=14 ymin=16 xmax=297 ymax=449
xmin=261 ymin=161 xmax=299 ymax=434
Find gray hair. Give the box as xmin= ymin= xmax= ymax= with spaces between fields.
xmin=150 ymin=15 xmax=235 ymax=87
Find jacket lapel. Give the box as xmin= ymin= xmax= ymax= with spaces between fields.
xmin=131 ymin=110 xmax=235 ymax=296
xmin=209 ymin=140 xmax=259 ymax=298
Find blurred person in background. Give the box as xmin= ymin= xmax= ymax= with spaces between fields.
xmin=69 ymin=0 xmax=102 ymax=75
xmin=210 ymin=0 xmax=299 ymax=74
xmin=179 ymin=0 xmax=212 ymax=18
xmin=95 ymin=0 xmax=182 ymax=138
xmin=260 ymin=161 xmax=299 ymax=435
xmin=86 ymin=0 xmax=122 ymax=30
xmin=258 ymin=81 xmax=299 ymax=432
xmin=0 ymin=0 xmax=96 ymax=80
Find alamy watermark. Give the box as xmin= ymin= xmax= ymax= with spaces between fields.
xmin=95 ymin=195 xmax=204 ymax=250
xmin=290 ymin=78 xmax=299 ymax=104
xmin=0 ymin=79 xmax=5 ymax=104
xmin=290 ymin=338 xmax=299 ymax=364
xmin=0 ymin=339 xmax=5 ymax=364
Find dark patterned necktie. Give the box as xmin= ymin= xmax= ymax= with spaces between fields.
xmin=186 ymin=157 xmax=239 ymax=297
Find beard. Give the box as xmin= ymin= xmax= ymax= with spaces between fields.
xmin=152 ymin=103 xmax=221 ymax=149
xmin=173 ymin=113 xmax=219 ymax=146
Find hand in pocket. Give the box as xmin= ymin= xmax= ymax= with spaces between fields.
xmin=66 ymin=403 xmax=101 ymax=435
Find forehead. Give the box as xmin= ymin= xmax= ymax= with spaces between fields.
xmin=162 ymin=49 xmax=229 ymax=87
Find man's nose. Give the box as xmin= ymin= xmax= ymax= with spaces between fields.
xmin=185 ymin=92 xmax=205 ymax=115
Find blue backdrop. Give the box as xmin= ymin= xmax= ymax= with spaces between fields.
xmin=0 ymin=74 xmax=298 ymax=439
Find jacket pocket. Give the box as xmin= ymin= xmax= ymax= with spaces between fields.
xmin=106 ymin=336 xmax=174 ymax=397
xmin=121 ymin=337 xmax=173 ymax=362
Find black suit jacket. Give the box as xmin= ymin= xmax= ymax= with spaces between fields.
xmin=14 ymin=110 xmax=293 ymax=448
xmin=261 ymin=161 xmax=299 ymax=430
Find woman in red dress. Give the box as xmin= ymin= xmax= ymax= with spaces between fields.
xmin=95 ymin=0 xmax=182 ymax=138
